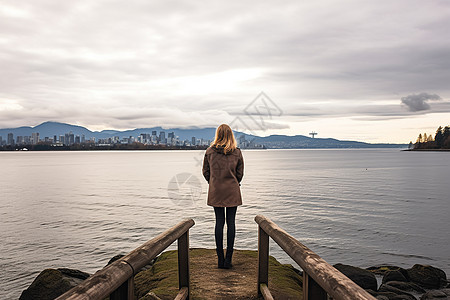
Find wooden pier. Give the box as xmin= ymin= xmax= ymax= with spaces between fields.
xmin=56 ymin=216 xmax=376 ymax=300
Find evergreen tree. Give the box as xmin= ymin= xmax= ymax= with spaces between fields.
xmin=417 ymin=133 xmax=422 ymax=143
xmin=444 ymin=126 xmax=450 ymax=149
xmin=435 ymin=126 xmax=444 ymax=148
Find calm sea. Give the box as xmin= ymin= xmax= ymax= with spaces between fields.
xmin=1 ymin=149 xmax=449 ymax=299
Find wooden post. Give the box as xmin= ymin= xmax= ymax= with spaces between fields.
xmin=257 ymin=225 xmax=269 ymax=296
xmin=127 ymin=277 xmax=135 ymax=300
xmin=303 ymin=272 xmax=327 ymax=300
xmin=178 ymin=230 xmax=190 ymax=299
xmin=110 ymin=276 xmax=135 ymax=300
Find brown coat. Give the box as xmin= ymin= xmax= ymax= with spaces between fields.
xmin=202 ymin=146 xmax=244 ymax=207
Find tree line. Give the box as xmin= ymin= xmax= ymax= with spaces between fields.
xmin=410 ymin=125 xmax=450 ymax=150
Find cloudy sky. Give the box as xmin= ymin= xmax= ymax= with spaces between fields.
xmin=1 ymin=0 xmax=449 ymax=142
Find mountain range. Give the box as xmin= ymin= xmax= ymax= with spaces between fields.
xmin=0 ymin=121 xmax=406 ymax=149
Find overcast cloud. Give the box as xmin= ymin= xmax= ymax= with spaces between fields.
xmin=1 ymin=0 xmax=449 ymax=141
xmin=401 ymin=93 xmax=442 ymax=112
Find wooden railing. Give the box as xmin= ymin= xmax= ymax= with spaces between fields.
xmin=255 ymin=215 xmax=376 ymax=300
xmin=56 ymin=218 xmax=195 ymax=300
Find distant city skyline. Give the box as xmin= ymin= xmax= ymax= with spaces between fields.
xmin=0 ymin=131 xmax=266 ymax=151
xmin=0 ymin=129 xmax=211 ymax=147
xmin=1 ymin=1 xmax=450 ymax=143
xmin=0 ymin=120 xmax=429 ymax=146
xmin=0 ymin=122 xmax=266 ymax=148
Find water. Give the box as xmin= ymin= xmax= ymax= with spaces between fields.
xmin=1 ymin=149 xmax=449 ymax=299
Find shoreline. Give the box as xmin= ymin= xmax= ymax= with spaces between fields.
xmin=19 ymin=248 xmax=449 ymax=300
xmin=403 ymin=149 xmax=450 ymax=152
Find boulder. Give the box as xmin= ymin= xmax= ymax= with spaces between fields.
xmin=383 ymin=270 xmax=408 ymax=283
xmin=368 ymin=290 xmax=411 ymax=300
xmin=368 ymin=265 xmax=406 ymax=275
xmin=378 ymin=284 xmax=416 ymax=300
xmin=386 ymin=281 xmax=426 ymax=294
xmin=140 ymin=291 xmax=162 ymax=300
xmin=407 ymin=264 xmax=447 ymax=289
xmin=334 ymin=263 xmax=377 ymax=290
xmin=392 ymin=296 xmax=419 ymax=300
xmin=367 ymin=289 xmax=395 ymax=300
xmin=19 ymin=268 xmax=90 ymax=300
xmin=106 ymin=254 xmax=125 ymax=265
xmin=421 ymin=289 xmax=450 ymax=299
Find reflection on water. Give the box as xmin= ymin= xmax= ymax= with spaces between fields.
xmin=1 ymin=149 xmax=449 ymax=298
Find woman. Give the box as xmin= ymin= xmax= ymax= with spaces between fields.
xmin=202 ymin=124 xmax=244 ymax=269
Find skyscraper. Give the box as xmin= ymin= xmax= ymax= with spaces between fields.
xmin=7 ymin=133 xmax=14 ymax=146
xmin=65 ymin=132 xmax=75 ymax=145
xmin=159 ymin=131 xmax=166 ymax=144
xmin=16 ymin=136 xmax=24 ymax=145
xmin=31 ymin=132 xmax=40 ymax=145
xmin=151 ymin=131 xmax=157 ymax=144
xmin=167 ymin=132 xmax=175 ymax=145
xmin=69 ymin=132 xmax=74 ymax=145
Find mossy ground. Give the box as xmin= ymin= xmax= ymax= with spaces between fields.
xmin=134 ymin=248 xmax=303 ymax=300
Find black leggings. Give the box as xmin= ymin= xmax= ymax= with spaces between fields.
xmin=214 ymin=206 xmax=237 ymax=250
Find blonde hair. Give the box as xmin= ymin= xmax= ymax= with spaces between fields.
xmin=211 ymin=124 xmax=237 ymax=154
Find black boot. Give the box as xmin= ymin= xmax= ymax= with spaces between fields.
xmin=224 ymin=248 xmax=233 ymax=269
xmin=216 ymin=248 xmax=225 ymax=269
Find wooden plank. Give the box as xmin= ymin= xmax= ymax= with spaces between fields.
xmin=178 ymin=231 xmax=190 ymax=299
xmin=56 ymin=219 xmax=195 ymax=300
xmin=174 ymin=287 xmax=189 ymax=300
xmin=257 ymin=226 xmax=269 ymax=296
xmin=303 ymin=272 xmax=327 ymax=300
xmin=260 ymin=283 xmax=274 ymax=300
xmin=255 ymin=215 xmax=376 ymax=300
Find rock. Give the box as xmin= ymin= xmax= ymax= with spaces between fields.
xmin=19 ymin=268 xmax=90 ymax=300
xmin=106 ymin=254 xmax=125 ymax=265
xmin=368 ymin=265 xmax=406 ymax=275
xmin=369 ymin=290 xmax=407 ymax=300
xmin=383 ymin=270 xmax=408 ymax=283
xmin=421 ymin=289 xmax=450 ymax=299
xmin=140 ymin=291 xmax=162 ymax=300
xmin=334 ymin=263 xmax=377 ymax=290
xmin=407 ymin=264 xmax=447 ymax=289
xmin=392 ymin=296 xmax=418 ymax=300
xmin=378 ymin=284 xmax=416 ymax=300
xmin=386 ymin=281 xmax=426 ymax=294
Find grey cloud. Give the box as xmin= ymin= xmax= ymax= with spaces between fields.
xmin=1 ymin=0 xmax=450 ymax=131
xmin=401 ymin=93 xmax=442 ymax=112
